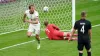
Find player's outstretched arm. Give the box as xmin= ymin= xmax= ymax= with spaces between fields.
xmin=89 ymin=29 xmax=92 ymax=42
xmin=88 ymin=22 xmax=92 ymax=42
xmin=23 ymin=14 xmax=26 ymax=22
xmin=52 ymin=24 xmax=60 ymax=30
xmin=68 ymin=29 xmax=76 ymax=42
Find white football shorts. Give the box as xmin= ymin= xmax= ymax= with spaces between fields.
xmin=28 ymin=23 xmax=40 ymax=35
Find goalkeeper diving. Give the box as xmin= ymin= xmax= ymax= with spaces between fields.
xmin=44 ymin=21 xmax=77 ymax=40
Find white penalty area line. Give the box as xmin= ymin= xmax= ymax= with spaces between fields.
xmin=92 ymin=24 xmax=100 ymax=27
xmin=93 ymin=0 xmax=98 ymax=1
xmin=0 ymin=38 xmax=47 ymax=51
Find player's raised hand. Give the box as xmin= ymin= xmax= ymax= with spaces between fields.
xmin=23 ymin=19 xmax=26 ymax=22
xmin=24 ymin=19 xmax=27 ymax=22
xmin=23 ymin=14 xmax=27 ymax=22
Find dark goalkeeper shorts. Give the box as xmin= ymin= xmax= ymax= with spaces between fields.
xmin=78 ymin=41 xmax=91 ymax=51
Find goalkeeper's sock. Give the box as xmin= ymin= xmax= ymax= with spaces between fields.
xmin=72 ymin=38 xmax=77 ymax=40
xmin=87 ymin=52 xmax=91 ymax=56
xmin=79 ymin=53 xmax=83 ymax=56
xmin=73 ymin=34 xmax=78 ymax=36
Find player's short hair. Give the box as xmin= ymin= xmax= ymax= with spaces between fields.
xmin=44 ymin=20 xmax=49 ymax=26
xmin=29 ymin=4 xmax=34 ymax=9
xmin=81 ymin=11 xmax=86 ymax=17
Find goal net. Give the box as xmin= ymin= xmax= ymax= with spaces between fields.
xmin=0 ymin=0 xmax=75 ymax=35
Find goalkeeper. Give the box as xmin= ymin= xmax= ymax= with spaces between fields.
xmin=44 ymin=21 xmax=77 ymax=40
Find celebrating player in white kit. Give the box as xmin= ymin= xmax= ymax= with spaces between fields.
xmin=23 ymin=5 xmax=40 ymax=49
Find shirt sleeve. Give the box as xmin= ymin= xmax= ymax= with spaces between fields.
xmin=52 ymin=24 xmax=60 ymax=30
xmin=25 ymin=10 xmax=28 ymax=14
xmin=74 ymin=21 xmax=78 ymax=29
xmin=35 ymin=11 xmax=39 ymax=17
xmin=34 ymin=11 xmax=39 ymax=19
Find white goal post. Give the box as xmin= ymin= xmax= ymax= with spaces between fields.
xmin=72 ymin=0 xmax=75 ymax=27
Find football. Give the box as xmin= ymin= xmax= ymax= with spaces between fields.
xmin=43 ymin=6 xmax=49 ymax=12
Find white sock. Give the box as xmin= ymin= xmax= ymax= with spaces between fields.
xmin=64 ymin=37 xmax=66 ymax=40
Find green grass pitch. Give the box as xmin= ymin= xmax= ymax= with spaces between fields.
xmin=0 ymin=0 xmax=100 ymax=56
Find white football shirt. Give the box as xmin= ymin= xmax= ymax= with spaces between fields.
xmin=25 ymin=10 xmax=39 ymax=21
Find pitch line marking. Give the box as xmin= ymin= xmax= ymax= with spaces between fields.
xmin=0 ymin=38 xmax=47 ymax=51
xmin=92 ymin=24 xmax=100 ymax=27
